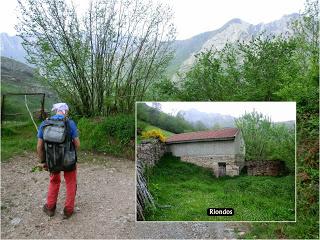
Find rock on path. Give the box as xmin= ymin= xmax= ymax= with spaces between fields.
xmin=1 ymin=152 xmax=247 ymax=239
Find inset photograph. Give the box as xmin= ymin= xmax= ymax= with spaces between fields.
xmin=136 ymin=102 xmax=296 ymax=221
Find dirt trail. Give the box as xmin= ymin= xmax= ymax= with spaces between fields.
xmin=1 ymin=152 xmax=248 ymax=239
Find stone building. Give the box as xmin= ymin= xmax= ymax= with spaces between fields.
xmin=166 ymin=128 xmax=245 ymax=177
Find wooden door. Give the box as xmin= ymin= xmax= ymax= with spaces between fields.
xmin=218 ymin=163 xmax=226 ymax=177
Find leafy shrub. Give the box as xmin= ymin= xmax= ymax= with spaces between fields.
xmin=100 ymin=114 xmax=135 ymax=144
xmin=141 ymin=129 xmax=166 ymax=142
xmin=77 ymin=114 xmax=134 ymax=158
xmin=236 ymin=110 xmax=295 ymax=172
xmin=137 ymin=120 xmax=148 ymax=135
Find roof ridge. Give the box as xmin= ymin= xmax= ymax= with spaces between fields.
xmin=166 ymin=128 xmax=239 ymax=143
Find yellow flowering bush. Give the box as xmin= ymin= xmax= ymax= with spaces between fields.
xmin=141 ymin=129 xmax=167 ymax=142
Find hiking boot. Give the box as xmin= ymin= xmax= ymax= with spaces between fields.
xmin=43 ymin=204 xmax=56 ymax=217
xmin=63 ymin=208 xmax=73 ymax=219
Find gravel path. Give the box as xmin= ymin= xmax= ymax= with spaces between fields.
xmin=1 ymin=152 xmax=248 ymax=239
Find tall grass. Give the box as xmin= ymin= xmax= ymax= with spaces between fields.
xmin=1 ymin=121 xmax=39 ymax=161
xmin=77 ymin=114 xmax=135 ymax=159
xmin=145 ymin=154 xmax=295 ymax=221
xmin=1 ymin=114 xmax=135 ymax=161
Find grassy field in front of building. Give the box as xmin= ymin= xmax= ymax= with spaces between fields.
xmin=144 ymin=154 xmax=295 ymax=221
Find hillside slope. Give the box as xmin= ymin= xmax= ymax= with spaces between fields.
xmin=180 ymin=108 xmax=235 ymax=128
xmin=1 ymin=57 xmax=58 ymax=117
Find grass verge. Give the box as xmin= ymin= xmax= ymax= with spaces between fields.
xmin=77 ymin=114 xmax=135 ymax=159
xmin=2 ymin=114 xmax=135 ymax=161
xmin=1 ymin=121 xmax=39 ymax=161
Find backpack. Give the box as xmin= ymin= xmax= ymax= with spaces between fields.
xmin=42 ymin=117 xmax=77 ymax=172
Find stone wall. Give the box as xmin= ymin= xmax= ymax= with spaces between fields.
xmin=136 ymin=139 xmax=166 ymax=220
xmin=137 ymin=139 xmax=166 ymax=167
xmin=245 ymin=160 xmax=286 ymax=176
xmin=180 ymin=154 xmax=245 ymax=177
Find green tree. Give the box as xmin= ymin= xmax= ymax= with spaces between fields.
xmin=17 ymin=0 xmax=176 ymax=116
xmin=238 ymin=36 xmax=299 ymax=100
xmin=236 ymin=111 xmax=295 ymax=171
xmin=276 ymin=0 xmax=319 ymax=114
xmin=151 ymin=78 xmax=180 ymax=101
xmin=170 ymin=0 xmax=318 ymax=105
xmin=175 ymin=35 xmax=301 ymax=102
xmin=268 ymin=123 xmax=295 ymax=172
xmin=235 ymin=111 xmax=272 ymax=161
xmin=176 ymin=46 xmax=239 ymax=101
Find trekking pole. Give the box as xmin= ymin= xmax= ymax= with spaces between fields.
xmin=24 ymin=95 xmax=38 ymax=131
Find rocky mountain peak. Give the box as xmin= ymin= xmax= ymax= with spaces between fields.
xmin=173 ymin=13 xmax=300 ymax=78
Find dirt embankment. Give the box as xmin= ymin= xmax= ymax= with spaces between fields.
xmin=1 ymin=152 xmax=248 ymax=239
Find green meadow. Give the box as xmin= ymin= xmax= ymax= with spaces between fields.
xmin=145 ymin=154 xmax=295 ymax=221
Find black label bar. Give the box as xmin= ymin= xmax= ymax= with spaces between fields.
xmin=207 ymin=208 xmax=234 ymax=216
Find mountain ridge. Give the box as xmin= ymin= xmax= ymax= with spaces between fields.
xmin=1 ymin=13 xmax=300 ymax=74
xmin=179 ymin=108 xmax=295 ymax=130
xmin=172 ymin=13 xmax=299 ymax=77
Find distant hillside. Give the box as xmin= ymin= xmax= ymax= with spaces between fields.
xmin=166 ymin=31 xmax=214 ymax=77
xmin=179 ymin=108 xmax=235 ymax=128
xmin=179 ymin=108 xmax=295 ymax=130
xmin=1 ymin=57 xmax=58 ymax=118
xmin=1 ymin=57 xmax=56 ymax=96
xmin=1 ymin=56 xmax=34 ymax=88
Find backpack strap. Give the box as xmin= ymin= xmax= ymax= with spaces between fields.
xmin=64 ymin=117 xmax=71 ymax=143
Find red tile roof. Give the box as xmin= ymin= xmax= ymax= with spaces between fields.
xmin=166 ymin=128 xmax=239 ymax=144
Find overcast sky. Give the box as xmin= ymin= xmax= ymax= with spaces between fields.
xmin=1 ymin=0 xmax=305 ymax=40
xmin=144 ymin=102 xmax=296 ymax=122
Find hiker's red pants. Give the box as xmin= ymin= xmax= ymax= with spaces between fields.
xmin=46 ymin=167 xmax=77 ymax=213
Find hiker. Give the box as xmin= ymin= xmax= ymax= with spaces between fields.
xmin=37 ymin=103 xmax=80 ymax=218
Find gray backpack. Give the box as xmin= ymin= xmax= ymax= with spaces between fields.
xmin=42 ymin=118 xmax=77 ymax=172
